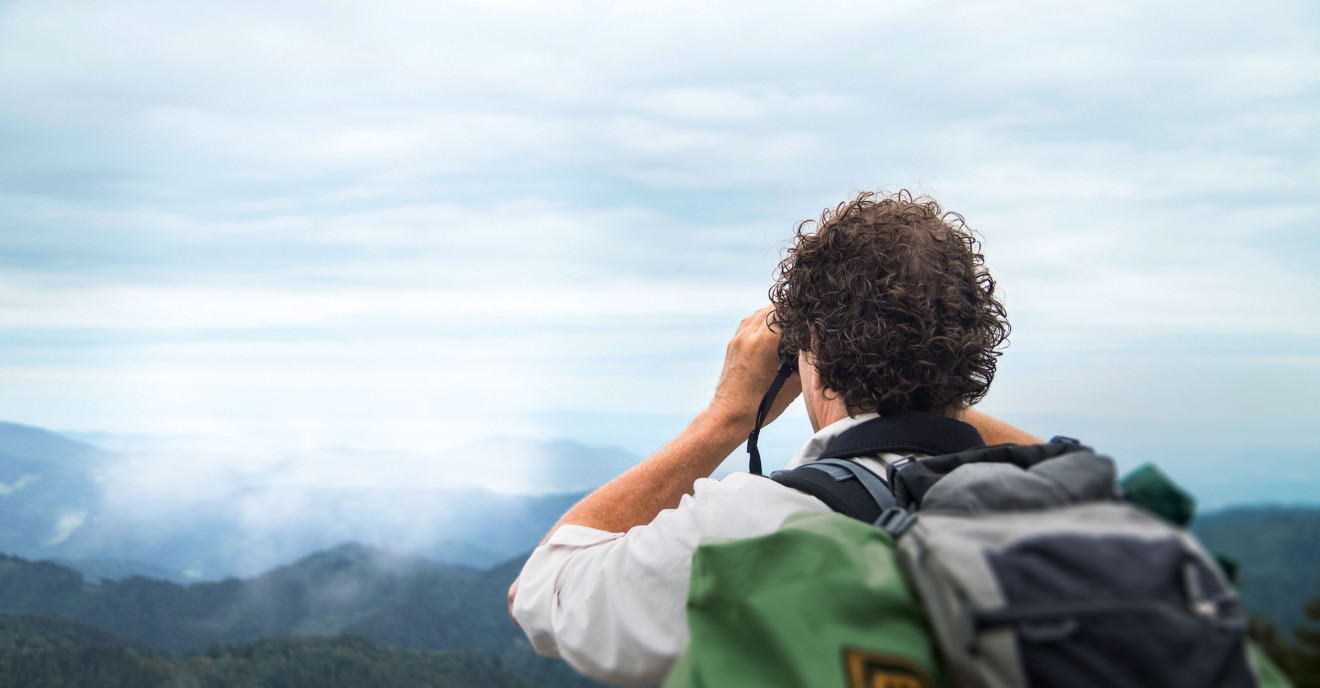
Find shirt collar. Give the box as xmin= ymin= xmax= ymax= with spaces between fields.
xmin=785 ymin=413 xmax=881 ymax=469
xmin=785 ymin=411 xmax=986 ymax=470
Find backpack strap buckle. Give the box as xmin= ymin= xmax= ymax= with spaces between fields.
xmin=875 ymin=507 xmax=918 ymax=538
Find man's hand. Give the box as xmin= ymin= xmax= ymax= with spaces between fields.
xmin=508 ymin=578 xmax=521 ymax=628
xmin=708 ymin=305 xmax=802 ymax=434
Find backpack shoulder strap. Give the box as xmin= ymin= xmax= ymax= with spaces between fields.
xmin=770 ymin=459 xmax=896 ymax=524
xmin=769 ymin=413 xmax=989 ymax=523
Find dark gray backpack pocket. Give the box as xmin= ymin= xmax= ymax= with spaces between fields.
xmin=899 ymin=503 xmax=1259 ymax=688
xmin=978 ymin=533 xmax=1253 ymax=688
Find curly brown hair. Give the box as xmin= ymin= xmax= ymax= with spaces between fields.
xmin=769 ymin=190 xmax=1009 ymax=416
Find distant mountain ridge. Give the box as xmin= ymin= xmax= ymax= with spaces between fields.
xmin=1193 ymin=505 xmax=1320 ymax=634
xmin=0 ymin=421 xmax=109 ymax=468
xmin=0 ymin=421 xmax=111 ymax=563
xmin=0 ymin=419 xmax=601 ymax=579
xmin=0 ymin=544 xmax=600 ymax=687
xmin=0 ymin=544 xmax=476 ymax=653
xmin=48 ymin=557 xmax=192 ymax=585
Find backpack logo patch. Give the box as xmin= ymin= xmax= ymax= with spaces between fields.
xmin=842 ymin=648 xmax=934 ymax=688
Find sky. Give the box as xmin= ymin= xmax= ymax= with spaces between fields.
xmin=1 ymin=0 xmax=1317 ymax=506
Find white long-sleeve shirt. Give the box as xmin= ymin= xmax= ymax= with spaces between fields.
xmin=511 ymin=413 xmax=898 ymax=687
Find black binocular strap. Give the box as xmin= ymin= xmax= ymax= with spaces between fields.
xmin=746 ymin=351 xmax=797 ymax=476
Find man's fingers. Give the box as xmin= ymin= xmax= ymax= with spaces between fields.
xmin=738 ymin=305 xmax=773 ymax=332
xmin=709 ymin=306 xmax=792 ymax=430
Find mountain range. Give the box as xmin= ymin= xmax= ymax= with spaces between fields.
xmin=0 ymin=420 xmax=632 ymax=579
xmin=0 ymin=544 xmax=601 ymax=687
xmin=2 ymin=417 xmax=1318 ymax=638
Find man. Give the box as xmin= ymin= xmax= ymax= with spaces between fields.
xmin=508 ymin=191 xmax=1042 ymax=687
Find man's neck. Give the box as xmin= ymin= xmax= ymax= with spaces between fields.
xmin=812 ymin=397 xmax=962 ymax=432
xmin=810 ymin=393 xmax=859 ymax=431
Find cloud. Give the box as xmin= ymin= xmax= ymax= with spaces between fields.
xmin=46 ymin=511 xmax=86 ymax=545
xmin=0 ymin=279 xmax=765 ymax=330
xmin=0 ymin=474 xmax=41 ymax=497
xmin=0 ymin=0 xmax=1314 ymax=495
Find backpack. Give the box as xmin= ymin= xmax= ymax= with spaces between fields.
xmin=663 ymin=420 xmax=1293 ymax=688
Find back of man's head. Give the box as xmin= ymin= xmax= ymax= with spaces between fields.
xmin=769 ymin=190 xmax=1009 ymax=416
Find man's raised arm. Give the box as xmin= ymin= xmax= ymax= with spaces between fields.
xmin=507 ymin=305 xmax=798 ymax=620
xmin=540 ymin=305 xmax=799 ymax=541
xmin=962 ymin=407 xmax=1044 ymax=445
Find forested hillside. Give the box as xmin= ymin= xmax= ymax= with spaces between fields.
xmin=1194 ymin=506 xmax=1320 ymax=633
xmin=0 ymin=547 xmax=601 ymax=687
xmin=0 ymin=614 xmax=537 ymax=688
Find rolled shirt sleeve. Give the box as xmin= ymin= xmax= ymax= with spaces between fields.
xmin=511 ymin=474 xmax=833 ymax=686
xmin=512 ymin=491 xmax=705 ymax=686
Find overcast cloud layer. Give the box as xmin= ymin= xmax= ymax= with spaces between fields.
xmin=1 ymin=0 xmax=1317 ymax=506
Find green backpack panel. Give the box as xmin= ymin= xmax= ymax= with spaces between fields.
xmin=664 ymin=510 xmax=948 ymax=688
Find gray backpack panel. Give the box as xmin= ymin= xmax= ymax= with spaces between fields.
xmin=920 ymin=452 xmax=1119 ymax=513
xmin=898 ymin=483 xmax=1255 ymax=688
